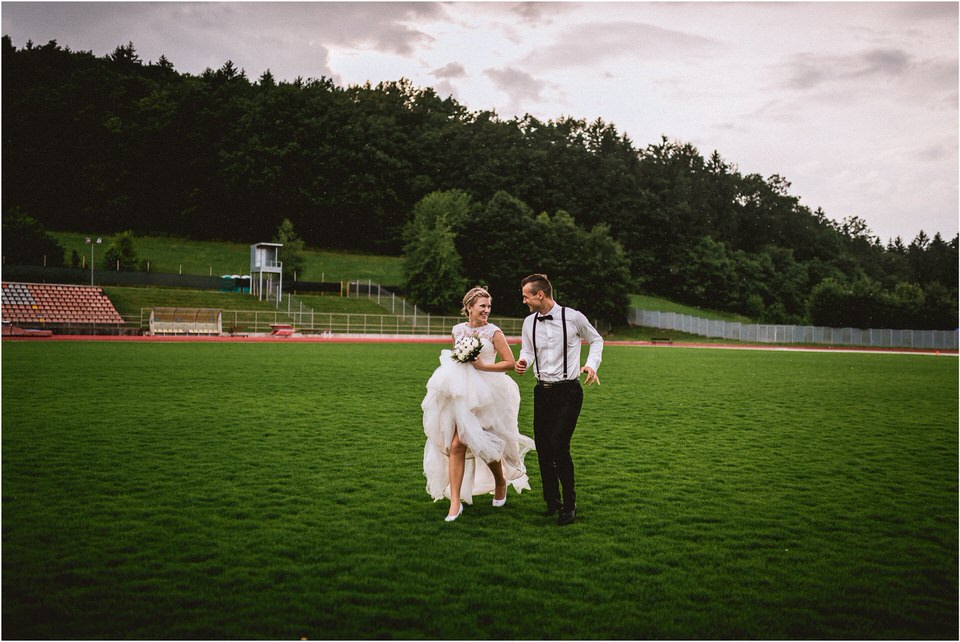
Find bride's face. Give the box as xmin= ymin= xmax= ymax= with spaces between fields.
xmin=469 ymin=297 xmax=492 ymax=324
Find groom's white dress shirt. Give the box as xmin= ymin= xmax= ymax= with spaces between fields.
xmin=518 ymin=303 xmax=604 ymax=383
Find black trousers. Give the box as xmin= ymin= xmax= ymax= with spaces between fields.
xmin=533 ymin=380 xmax=583 ymax=510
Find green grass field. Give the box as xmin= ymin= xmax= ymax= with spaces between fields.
xmin=2 ymin=342 xmax=956 ymax=639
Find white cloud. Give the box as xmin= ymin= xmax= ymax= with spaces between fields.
xmin=524 ymin=20 xmax=719 ymax=70
xmin=483 ymin=66 xmax=549 ymax=112
xmin=431 ymin=62 xmax=467 ymax=79
xmin=1 ymin=1 xmax=955 ymax=241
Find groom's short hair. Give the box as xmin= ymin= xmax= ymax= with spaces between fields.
xmin=522 ymin=273 xmax=552 ymax=298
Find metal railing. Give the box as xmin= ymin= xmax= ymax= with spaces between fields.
xmin=629 ymin=308 xmax=958 ymax=350
xmin=138 ymin=307 xmax=522 ymax=336
xmin=343 ymin=279 xmax=417 ymax=317
xmin=2 ymin=314 xmax=142 ymax=335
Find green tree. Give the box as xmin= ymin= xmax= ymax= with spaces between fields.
xmin=673 ymin=236 xmax=739 ymax=309
xmin=405 ymin=189 xmax=473 ymax=232
xmin=103 ymin=230 xmax=139 ymax=271
xmin=753 ymin=245 xmax=810 ymax=323
xmin=402 ymin=223 xmax=467 ymax=314
xmin=456 ymin=191 xmax=539 ymax=317
xmin=921 ymin=281 xmax=959 ymax=330
xmin=807 ymin=278 xmax=851 ymax=327
xmin=908 ymin=231 xmax=958 ymax=289
xmin=1 ymin=210 xmax=66 ymax=267
xmin=273 ymin=218 xmax=306 ymax=282
xmin=401 ymin=191 xmax=472 ymax=313
xmin=534 ymin=212 xmax=632 ymax=326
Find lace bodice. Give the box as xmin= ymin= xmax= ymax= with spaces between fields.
xmin=452 ymin=322 xmax=501 ymax=364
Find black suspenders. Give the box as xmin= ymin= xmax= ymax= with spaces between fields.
xmin=561 ymin=306 xmax=567 ymax=377
xmin=532 ymin=307 xmax=567 ymax=381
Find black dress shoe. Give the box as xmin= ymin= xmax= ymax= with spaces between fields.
xmin=544 ymin=504 xmax=563 ymax=517
xmin=557 ymin=507 xmax=576 ymax=526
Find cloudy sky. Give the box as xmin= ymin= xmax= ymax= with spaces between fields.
xmin=3 ymin=1 xmax=957 ymax=243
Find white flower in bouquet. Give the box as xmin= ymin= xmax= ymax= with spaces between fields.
xmin=451 ymin=334 xmax=483 ymax=363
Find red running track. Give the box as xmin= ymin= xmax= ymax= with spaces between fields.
xmin=2 ymin=332 xmax=955 ymax=356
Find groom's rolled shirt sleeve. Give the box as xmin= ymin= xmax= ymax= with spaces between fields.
xmin=518 ymin=315 xmax=535 ymax=369
xmin=577 ymin=311 xmax=603 ymax=372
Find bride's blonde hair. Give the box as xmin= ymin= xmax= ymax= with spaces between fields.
xmin=461 ymin=286 xmax=491 ymax=317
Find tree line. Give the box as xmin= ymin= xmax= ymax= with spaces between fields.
xmin=2 ymin=37 xmax=956 ymax=328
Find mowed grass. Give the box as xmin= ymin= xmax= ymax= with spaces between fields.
xmin=53 ymin=231 xmax=405 ymax=285
xmin=102 ymin=286 xmax=390 ymax=318
xmin=629 ymin=294 xmax=753 ymax=323
xmin=2 ymin=342 xmax=956 ymax=639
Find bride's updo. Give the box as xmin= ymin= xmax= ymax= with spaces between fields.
xmin=461 ymin=286 xmax=491 ymax=317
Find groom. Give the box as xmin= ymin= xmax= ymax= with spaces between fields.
xmin=515 ymin=274 xmax=603 ymax=526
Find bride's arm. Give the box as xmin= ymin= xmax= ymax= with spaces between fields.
xmin=471 ymin=331 xmax=516 ymax=372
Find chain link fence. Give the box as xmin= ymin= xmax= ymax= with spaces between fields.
xmin=629 ymin=308 xmax=958 ymax=350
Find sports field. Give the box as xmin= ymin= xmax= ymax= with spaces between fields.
xmin=2 ymin=341 xmax=957 ymax=639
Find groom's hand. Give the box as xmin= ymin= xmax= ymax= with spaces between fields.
xmin=581 ymin=366 xmax=600 ymax=386
xmin=515 ymin=359 xmax=527 ymax=375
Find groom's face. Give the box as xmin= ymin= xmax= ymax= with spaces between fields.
xmin=521 ymin=284 xmax=545 ymax=313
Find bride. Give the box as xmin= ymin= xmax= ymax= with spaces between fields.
xmin=421 ymin=286 xmax=536 ymax=522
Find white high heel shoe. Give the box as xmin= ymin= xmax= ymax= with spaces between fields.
xmin=444 ymin=502 xmax=463 ymax=522
xmin=492 ymin=490 xmax=507 ymax=508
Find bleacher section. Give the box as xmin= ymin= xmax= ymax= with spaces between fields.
xmin=1 ymin=282 xmax=125 ymax=328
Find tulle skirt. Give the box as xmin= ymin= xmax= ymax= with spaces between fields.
xmin=422 ymin=350 xmax=535 ymax=503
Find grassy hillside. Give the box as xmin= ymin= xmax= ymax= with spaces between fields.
xmin=53 ymin=232 xmax=405 ymax=285
xmin=102 ymin=286 xmax=390 ymax=318
xmin=630 ymin=294 xmax=752 ymax=322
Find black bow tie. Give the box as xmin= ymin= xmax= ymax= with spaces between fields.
xmin=536 ymin=314 xmax=553 ymax=322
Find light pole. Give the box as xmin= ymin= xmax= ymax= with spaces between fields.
xmin=85 ymin=237 xmax=102 ymax=286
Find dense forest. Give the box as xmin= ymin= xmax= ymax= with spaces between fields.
xmin=3 ymin=37 xmax=957 ymax=327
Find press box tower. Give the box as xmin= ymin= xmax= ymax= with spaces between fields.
xmin=250 ymin=242 xmax=283 ymax=303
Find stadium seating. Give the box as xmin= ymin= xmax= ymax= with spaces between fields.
xmin=1 ymin=282 xmax=125 ymax=327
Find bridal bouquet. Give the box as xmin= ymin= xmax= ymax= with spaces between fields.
xmin=451 ymin=334 xmax=483 ymax=363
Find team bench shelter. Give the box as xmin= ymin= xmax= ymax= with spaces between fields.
xmin=149 ymin=307 xmax=222 ymax=335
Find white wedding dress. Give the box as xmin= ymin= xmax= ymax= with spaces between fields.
xmin=422 ymin=322 xmax=535 ymax=503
